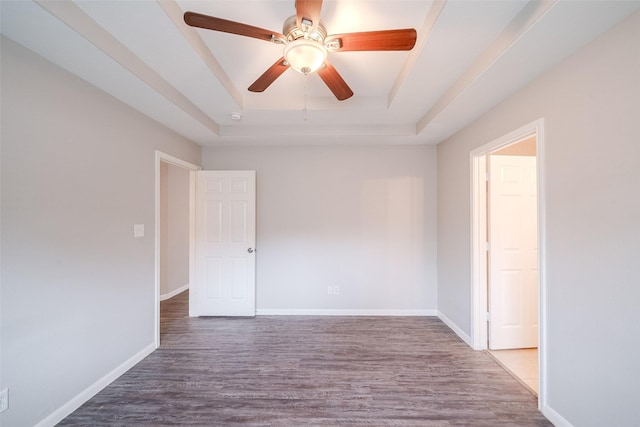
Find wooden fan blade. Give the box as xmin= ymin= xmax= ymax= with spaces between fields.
xmin=248 ymin=57 xmax=290 ymax=92
xmin=184 ymin=11 xmax=284 ymax=43
xmin=317 ymin=61 xmax=353 ymax=101
xmin=326 ymin=29 xmax=417 ymax=52
xmin=295 ymin=0 xmax=323 ymax=33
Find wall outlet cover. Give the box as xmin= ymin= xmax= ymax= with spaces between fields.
xmin=133 ymin=224 xmax=145 ymax=238
xmin=0 ymin=388 xmax=8 ymax=413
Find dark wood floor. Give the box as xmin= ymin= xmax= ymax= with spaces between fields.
xmin=60 ymin=291 xmax=550 ymax=426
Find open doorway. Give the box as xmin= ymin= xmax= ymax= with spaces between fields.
xmin=154 ymin=151 xmax=200 ymax=348
xmin=470 ymin=119 xmax=547 ymax=409
xmin=487 ymin=137 xmax=538 ymax=394
xmin=159 ymin=161 xmax=190 ymax=301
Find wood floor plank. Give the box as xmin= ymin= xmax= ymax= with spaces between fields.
xmin=59 ymin=291 xmax=550 ymax=426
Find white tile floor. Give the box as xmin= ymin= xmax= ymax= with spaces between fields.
xmin=489 ymin=348 xmax=538 ymax=394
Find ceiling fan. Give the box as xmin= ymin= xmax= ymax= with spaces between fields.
xmin=184 ymin=0 xmax=417 ymax=101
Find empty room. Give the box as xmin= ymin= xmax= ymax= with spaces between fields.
xmin=1 ymin=1 xmax=639 ymax=426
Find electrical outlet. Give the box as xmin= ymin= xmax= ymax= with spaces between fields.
xmin=327 ymin=286 xmax=333 ymax=295
xmin=133 ymin=224 xmax=145 ymax=238
xmin=333 ymin=286 xmax=340 ymax=295
xmin=0 ymin=388 xmax=8 ymax=413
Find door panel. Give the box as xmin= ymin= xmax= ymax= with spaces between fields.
xmin=194 ymin=170 xmax=256 ymax=316
xmin=206 ymin=257 xmax=223 ymax=298
xmin=205 ymin=200 xmax=223 ymax=242
xmin=489 ymin=155 xmax=537 ymax=349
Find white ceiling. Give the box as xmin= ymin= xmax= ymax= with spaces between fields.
xmin=2 ymin=0 xmax=638 ymax=146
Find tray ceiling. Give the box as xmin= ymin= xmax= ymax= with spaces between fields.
xmin=2 ymin=1 xmax=638 ymax=146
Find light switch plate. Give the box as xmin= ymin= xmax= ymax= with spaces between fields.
xmin=133 ymin=224 xmax=145 ymax=238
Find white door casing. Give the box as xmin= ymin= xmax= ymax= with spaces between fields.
xmin=489 ymin=155 xmax=538 ymax=349
xmin=193 ymin=170 xmax=256 ymax=316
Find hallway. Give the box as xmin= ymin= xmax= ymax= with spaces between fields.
xmin=490 ymin=348 xmax=538 ymax=394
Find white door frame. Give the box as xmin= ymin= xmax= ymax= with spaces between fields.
xmin=154 ymin=151 xmax=200 ymax=348
xmin=469 ymin=118 xmax=547 ymax=409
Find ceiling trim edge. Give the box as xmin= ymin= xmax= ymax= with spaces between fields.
xmin=388 ymin=0 xmax=447 ymax=108
xmin=35 ymin=0 xmax=221 ymax=135
xmin=157 ymin=0 xmax=244 ymax=109
xmin=416 ymin=0 xmax=558 ymax=134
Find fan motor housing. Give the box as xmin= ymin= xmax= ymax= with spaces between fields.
xmin=283 ymin=15 xmax=327 ymax=43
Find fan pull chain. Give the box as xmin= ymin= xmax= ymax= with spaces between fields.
xmin=303 ymin=76 xmax=308 ymax=122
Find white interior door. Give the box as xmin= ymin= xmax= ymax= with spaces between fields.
xmin=489 ymin=155 xmax=537 ymax=349
xmin=193 ymin=170 xmax=256 ymax=316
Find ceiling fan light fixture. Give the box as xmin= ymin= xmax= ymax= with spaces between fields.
xmin=284 ymin=38 xmax=327 ymax=75
xmin=184 ymin=5 xmax=416 ymax=101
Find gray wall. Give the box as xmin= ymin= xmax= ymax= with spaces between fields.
xmin=160 ymin=162 xmax=190 ymax=297
xmin=437 ymin=12 xmax=640 ymax=426
xmin=203 ymin=145 xmax=438 ymax=314
xmin=0 ymin=37 xmax=201 ymax=426
xmin=4 ymin=8 xmax=639 ymax=426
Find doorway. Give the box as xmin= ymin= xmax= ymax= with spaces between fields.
xmin=159 ymin=162 xmax=190 ymax=301
xmin=469 ymin=119 xmax=546 ymax=409
xmin=486 ymin=138 xmax=538 ymax=394
xmin=488 ymin=145 xmax=537 ymax=351
xmin=154 ymin=151 xmax=200 ymax=348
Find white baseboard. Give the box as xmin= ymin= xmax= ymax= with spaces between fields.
xmin=437 ymin=311 xmax=473 ymax=347
xmin=256 ymin=308 xmax=438 ymax=316
xmin=35 ymin=343 xmax=156 ymax=427
xmin=160 ymin=284 xmax=189 ymax=301
xmin=542 ymin=404 xmax=574 ymax=427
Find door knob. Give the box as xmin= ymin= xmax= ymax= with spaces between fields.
xmin=247 ymin=248 xmax=254 ymax=253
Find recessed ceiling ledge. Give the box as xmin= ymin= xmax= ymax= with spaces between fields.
xmin=416 ymin=0 xmax=558 ymax=134
xmin=219 ymin=124 xmax=416 ymax=137
xmin=34 ymin=0 xmax=221 ymax=135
